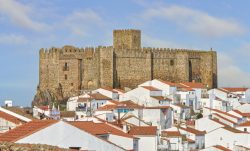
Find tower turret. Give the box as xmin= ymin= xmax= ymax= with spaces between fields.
xmin=113 ymin=29 xmax=141 ymax=49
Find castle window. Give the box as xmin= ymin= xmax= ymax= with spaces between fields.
xmin=170 ymin=60 xmax=174 ymax=66
xmin=63 ymin=62 xmax=69 ymax=71
xmin=65 ymin=74 xmax=68 ymax=80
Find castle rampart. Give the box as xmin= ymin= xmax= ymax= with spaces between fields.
xmin=36 ymin=29 xmax=217 ymax=103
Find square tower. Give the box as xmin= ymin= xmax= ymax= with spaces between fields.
xmin=113 ymin=29 xmax=141 ymax=49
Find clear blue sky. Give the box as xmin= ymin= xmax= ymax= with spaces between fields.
xmin=0 ymin=0 xmax=250 ymax=106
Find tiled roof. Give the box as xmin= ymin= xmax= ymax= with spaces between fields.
xmin=113 ymin=89 xmax=125 ymax=93
xmin=3 ymin=107 xmax=34 ymax=120
xmin=178 ymin=126 xmax=206 ymax=135
xmin=141 ymin=86 xmax=161 ymax=91
xmin=151 ymin=96 xmax=172 ymax=101
xmin=211 ymin=118 xmax=228 ymax=126
xmin=161 ymin=131 xmax=181 ymax=137
xmin=69 ymin=121 xmax=134 ymax=138
xmin=186 ymin=138 xmax=195 ymax=143
xmin=117 ymin=100 xmax=143 ymax=109
xmin=97 ymin=100 xmax=143 ymax=111
xmin=144 ymin=106 xmax=170 ymax=109
xmin=96 ymin=104 xmax=117 ymax=111
xmin=100 ymin=87 xmax=117 ymax=93
xmin=204 ymin=107 xmax=240 ymax=119
xmin=0 ymin=111 xmax=25 ymax=125
xmin=222 ymin=126 xmax=246 ymax=133
xmin=77 ymin=98 xmax=89 ymax=102
xmin=212 ymin=113 xmax=237 ymax=124
xmin=238 ymin=121 xmax=250 ymax=127
xmin=214 ymin=145 xmax=232 ymax=151
xmin=232 ymin=110 xmax=250 ymax=118
xmin=90 ymin=93 xmax=112 ymax=100
xmin=157 ymin=79 xmax=176 ymax=87
xmin=178 ymin=87 xmax=194 ymax=92
xmin=60 ymin=111 xmax=75 ymax=118
xmin=222 ymin=88 xmax=248 ymax=92
xmin=216 ymin=88 xmax=230 ymax=93
xmin=179 ymin=82 xmax=205 ymax=89
xmin=37 ymin=106 xmax=49 ymax=111
xmin=0 ymin=120 xmax=58 ymax=142
xmin=128 ymin=126 xmax=157 ymax=136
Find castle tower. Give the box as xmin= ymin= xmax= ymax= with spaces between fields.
xmin=113 ymin=29 xmax=141 ymax=49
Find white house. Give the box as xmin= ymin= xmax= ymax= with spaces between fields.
xmin=0 ymin=120 xmax=133 ymax=151
xmin=94 ymin=87 xmax=119 ymax=100
xmin=195 ymin=116 xmax=226 ymax=132
xmin=205 ymin=126 xmax=250 ymax=150
xmin=170 ymin=104 xmax=191 ymax=123
xmin=0 ymin=107 xmax=31 ymax=133
xmin=178 ymin=126 xmax=206 ymax=150
xmin=161 ymin=127 xmax=184 ymax=151
xmin=128 ymin=126 xmax=158 ymax=151
xmin=236 ymin=121 xmax=250 ymax=133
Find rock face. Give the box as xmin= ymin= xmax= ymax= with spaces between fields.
xmin=35 ymin=29 xmax=217 ymax=105
xmin=32 ymin=86 xmax=64 ymax=106
xmin=0 ymin=142 xmax=71 ymax=151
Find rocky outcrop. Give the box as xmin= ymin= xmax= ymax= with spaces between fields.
xmin=0 ymin=142 xmax=71 ymax=151
xmin=32 ymin=86 xmax=65 ymax=106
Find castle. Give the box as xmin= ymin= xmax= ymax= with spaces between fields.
xmin=36 ymin=29 xmax=217 ymax=102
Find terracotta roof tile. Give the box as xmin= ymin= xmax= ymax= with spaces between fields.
xmin=0 ymin=120 xmax=58 ymax=142
xmin=233 ymin=110 xmax=250 ymax=118
xmin=90 ymin=93 xmax=112 ymax=100
xmin=69 ymin=121 xmax=134 ymax=138
xmin=211 ymin=118 xmax=228 ymax=126
xmin=186 ymin=138 xmax=195 ymax=143
xmin=3 ymin=107 xmax=34 ymax=120
xmin=214 ymin=145 xmax=232 ymax=151
xmin=145 ymin=106 xmax=170 ymax=109
xmin=141 ymin=86 xmax=161 ymax=91
xmin=204 ymin=107 xmax=240 ymax=119
xmin=113 ymin=89 xmax=125 ymax=93
xmin=77 ymin=98 xmax=88 ymax=102
xmin=238 ymin=121 xmax=250 ymax=127
xmin=222 ymin=126 xmax=246 ymax=133
xmin=178 ymin=126 xmax=206 ymax=135
xmin=212 ymin=113 xmax=237 ymax=124
xmin=151 ymin=96 xmax=172 ymax=101
xmin=100 ymin=87 xmax=117 ymax=93
xmin=60 ymin=111 xmax=75 ymax=118
xmin=0 ymin=111 xmax=25 ymax=125
xmin=161 ymin=131 xmax=181 ymax=137
xmin=97 ymin=100 xmax=143 ymax=111
xmin=128 ymin=126 xmax=157 ymax=136
xmin=156 ymin=79 xmax=176 ymax=87
xmin=179 ymin=82 xmax=205 ymax=89
xmin=222 ymin=88 xmax=248 ymax=92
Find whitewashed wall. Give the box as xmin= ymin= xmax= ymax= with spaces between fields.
xmin=17 ymin=121 xmax=125 ymax=151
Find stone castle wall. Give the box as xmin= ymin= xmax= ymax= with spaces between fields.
xmin=37 ymin=29 xmax=217 ymax=101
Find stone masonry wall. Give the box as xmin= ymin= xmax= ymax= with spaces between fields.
xmin=36 ymin=29 xmax=217 ymax=104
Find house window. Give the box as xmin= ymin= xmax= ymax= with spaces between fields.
xmin=170 ymin=59 xmax=174 ymax=66
xmin=65 ymin=74 xmax=68 ymax=80
xmin=244 ymin=128 xmax=247 ymax=132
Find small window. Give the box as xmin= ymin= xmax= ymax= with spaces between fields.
xmin=65 ymin=74 xmax=68 ymax=80
xmin=170 ymin=60 xmax=174 ymax=66
xmin=244 ymin=128 xmax=247 ymax=132
xmin=71 ymin=83 xmax=73 ymax=86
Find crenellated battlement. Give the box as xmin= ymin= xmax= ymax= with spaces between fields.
xmin=37 ymin=29 xmax=217 ymax=105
